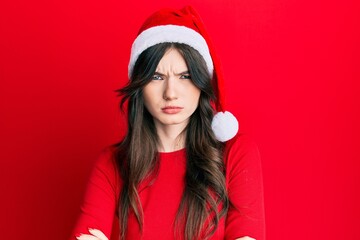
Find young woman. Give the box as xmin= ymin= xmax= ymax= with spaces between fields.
xmin=71 ymin=6 xmax=265 ymax=240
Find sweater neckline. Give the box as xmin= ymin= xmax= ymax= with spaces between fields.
xmin=158 ymin=148 xmax=186 ymax=156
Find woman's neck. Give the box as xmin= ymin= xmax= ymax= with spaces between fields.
xmin=155 ymin=124 xmax=186 ymax=152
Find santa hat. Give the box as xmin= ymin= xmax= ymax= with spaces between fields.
xmin=128 ymin=6 xmax=238 ymax=142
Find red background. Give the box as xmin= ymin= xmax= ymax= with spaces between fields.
xmin=1 ymin=0 xmax=359 ymax=239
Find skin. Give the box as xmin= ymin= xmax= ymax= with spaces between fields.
xmin=142 ymin=47 xmax=201 ymax=152
xmin=76 ymin=48 xmax=255 ymax=240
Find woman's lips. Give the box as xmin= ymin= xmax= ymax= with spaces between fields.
xmin=161 ymin=106 xmax=183 ymax=114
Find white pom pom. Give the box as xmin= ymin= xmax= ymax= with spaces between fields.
xmin=211 ymin=111 xmax=239 ymax=142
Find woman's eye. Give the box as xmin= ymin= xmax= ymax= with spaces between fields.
xmin=180 ymin=75 xmax=191 ymax=79
xmin=152 ymin=75 xmax=163 ymax=80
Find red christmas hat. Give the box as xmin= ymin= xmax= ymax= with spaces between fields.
xmin=128 ymin=6 xmax=238 ymax=142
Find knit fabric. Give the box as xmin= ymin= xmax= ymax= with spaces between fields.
xmin=70 ymin=133 xmax=265 ymax=240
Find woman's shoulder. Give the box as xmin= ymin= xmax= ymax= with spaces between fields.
xmin=224 ymin=132 xmax=259 ymax=154
xmin=91 ymin=146 xmax=120 ymax=185
xmin=223 ymin=132 xmax=261 ymax=168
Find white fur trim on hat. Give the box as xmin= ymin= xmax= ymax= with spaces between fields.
xmin=128 ymin=25 xmax=213 ymax=78
xmin=211 ymin=111 xmax=239 ymax=142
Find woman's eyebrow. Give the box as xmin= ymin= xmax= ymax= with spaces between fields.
xmin=154 ymin=71 xmax=166 ymax=76
xmin=175 ymin=71 xmax=190 ymax=75
xmin=154 ymin=71 xmax=190 ymax=76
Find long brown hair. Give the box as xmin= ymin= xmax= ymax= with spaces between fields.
xmin=113 ymin=43 xmax=229 ymax=240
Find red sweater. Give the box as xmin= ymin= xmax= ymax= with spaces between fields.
xmin=71 ymin=134 xmax=265 ymax=239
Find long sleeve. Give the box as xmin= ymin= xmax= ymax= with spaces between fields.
xmin=70 ymin=149 xmax=120 ymax=240
xmin=224 ymin=134 xmax=266 ymax=240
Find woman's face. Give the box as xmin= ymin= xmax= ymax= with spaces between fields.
xmin=143 ymin=47 xmax=201 ymax=131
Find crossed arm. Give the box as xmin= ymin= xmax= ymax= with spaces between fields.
xmin=72 ymin=135 xmax=264 ymax=240
xmin=76 ymin=228 xmax=256 ymax=240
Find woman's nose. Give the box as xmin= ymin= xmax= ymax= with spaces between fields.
xmin=163 ymin=78 xmax=178 ymax=101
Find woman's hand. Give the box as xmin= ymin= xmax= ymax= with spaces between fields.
xmin=76 ymin=228 xmax=108 ymax=240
